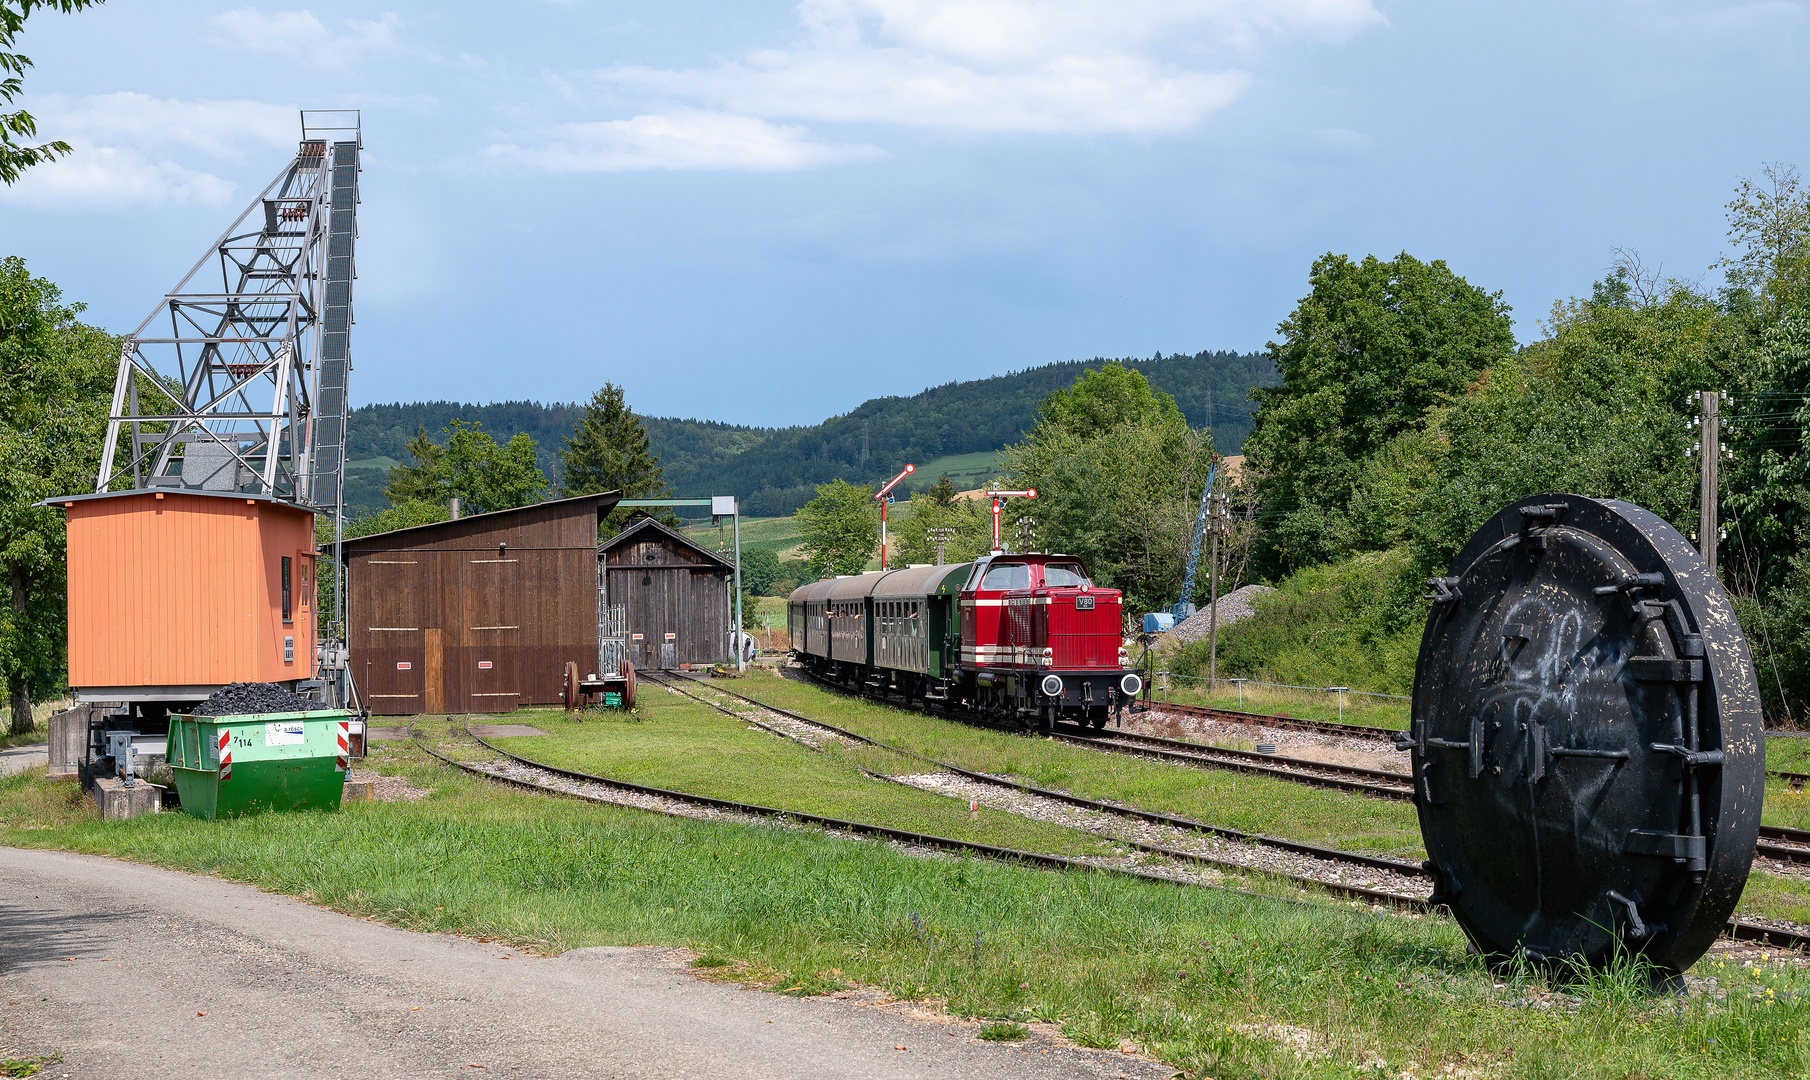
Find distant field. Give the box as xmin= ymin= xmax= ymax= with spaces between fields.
xmin=906 ymin=450 xmax=1003 ymax=491
xmin=733 ymin=516 xmax=803 ymax=558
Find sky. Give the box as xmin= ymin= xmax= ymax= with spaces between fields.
xmin=2 ymin=0 xmax=1806 ymax=426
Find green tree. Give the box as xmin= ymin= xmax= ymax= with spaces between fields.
xmin=892 ymin=490 xmax=992 ymax=566
xmin=0 ymin=256 xmax=117 ymax=733
xmin=794 ymin=479 xmax=877 ymax=577
xmin=559 ymin=382 xmax=676 ymax=536
xmin=382 ymin=419 xmax=547 ymax=515
xmin=740 ymin=547 xmax=781 ymax=595
xmin=1 ymin=2 xmax=103 ymax=184
xmin=1001 ymin=362 xmax=1214 ymax=613
xmin=1243 ymin=252 xmax=1516 ymax=573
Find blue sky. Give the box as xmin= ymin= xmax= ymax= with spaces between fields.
xmin=3 ymin=1 xmax=1805 ymax=426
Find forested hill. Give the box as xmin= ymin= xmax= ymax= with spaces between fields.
xmin=341 ymin=349 xmax=1274 ymax=517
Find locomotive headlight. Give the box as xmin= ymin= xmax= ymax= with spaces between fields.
xmin=1041 ymin=674 xmax=1064 ymax=697
xmin=1120 ymin=673 xmax=1143 ymax=698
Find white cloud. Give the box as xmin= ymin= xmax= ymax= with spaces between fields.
xmin=0 ymin=94 xmax=296 ymax=210
xmin=0 ymin=146 xmax=239 ymax=209
xmin=203 ymin=8 xmax=404 ymax=69
xmin=490 ymin=111 xmax=884 ymax=173
xmin=598 ymin=0 xmax=1382 ymax=136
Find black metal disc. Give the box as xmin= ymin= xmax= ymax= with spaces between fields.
xmin=1412 ymin=494 xmax=1763 ymax=974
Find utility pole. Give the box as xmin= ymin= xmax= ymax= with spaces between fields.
xmin=1206 ymin=490 xmax=1226 ymax=691
xmin=1699 ymin=390 xmax=1720 ymax=577
xmin=927 ymin=528 xmax=955 ymax=564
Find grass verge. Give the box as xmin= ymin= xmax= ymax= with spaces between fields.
xmin=3 ymin=742 xmax=1805 ymax=1078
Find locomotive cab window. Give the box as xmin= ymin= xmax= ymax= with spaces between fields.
xmin=980 ymin=562 xmax=1030 ymax=590
xmin=1043 ymin=562 xmax=1091 ymax=588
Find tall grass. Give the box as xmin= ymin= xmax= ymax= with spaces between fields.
xmin=1169 ymin=547 xmax=1425 ymax=694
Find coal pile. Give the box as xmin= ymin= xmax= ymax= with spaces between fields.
xmin=189 ymin=682 xmax=332 ymax=717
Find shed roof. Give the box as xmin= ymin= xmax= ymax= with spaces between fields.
xmin=338 ymin=490 xmax=621 ymax=560
xmin=598 ymin=514 xmax=734 ymax=571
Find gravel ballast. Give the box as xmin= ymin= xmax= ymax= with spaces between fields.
xmin=1164 ymin=584 xmax=1275 ymax=643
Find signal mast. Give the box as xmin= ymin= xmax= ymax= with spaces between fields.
xmin=874 ymin=463 xmax=914 ymax=569
xmin=985 ymin=489 xmax=1036 ymax=553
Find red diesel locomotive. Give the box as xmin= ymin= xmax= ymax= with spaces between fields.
xmin=787 ymin=552 xmax=1142 ymax=731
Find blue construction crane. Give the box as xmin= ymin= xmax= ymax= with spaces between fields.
xmin=1143 ymin=461 xmax=1216 ymax=633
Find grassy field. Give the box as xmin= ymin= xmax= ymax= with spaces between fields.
xmin=470 ymin=699 xmax=1115 ymax=857
xmin=731 ymin=515 xmax=804 ymax=558
xmin=4 ymin=733 xmax=1807 ymax=1077
xmin=0 ymin=699 xmax=76 ymax=752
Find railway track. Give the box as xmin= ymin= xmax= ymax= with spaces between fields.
xmin=407 ymin=707 xmax=1810 ymax=954
xmin=650 ymin=672 xmax=1432 ymax=906
xmin=1137 ymin=697 xmax=1810 ymax=793
xmin=659 ymin=674 xmax=1810 ymax=951
xmin=405 ymin=715 xmax=1142 ymax=878
xmin=1056 ymin=728 xmax=1413 ymax=800
xmin=745 ymin=669 xmax=1810 ymax=952
xmin=796 ymin=666 xmax=1416 ymax=801
xmin=1134 ymin=697 xmax=1401 ymax=741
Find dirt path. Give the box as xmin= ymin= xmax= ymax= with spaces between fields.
xmin=0 ymin=847 xmax=1168 ymax=1080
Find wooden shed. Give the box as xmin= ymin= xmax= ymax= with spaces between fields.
xmin=599 ymin=516 xmax=733 ymax=670
xmin=341 ymin=492 xmax=620 ymax=715
xmin=60 ymin=489 xmax=318 ymax=704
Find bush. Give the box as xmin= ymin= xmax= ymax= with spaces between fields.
xmin=1168 ymin=547 xmax=1425 ymax=693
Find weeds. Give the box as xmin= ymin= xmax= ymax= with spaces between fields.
xmin=0 ymin=1054 xmax=60 ymax=1078
xmin=976 ymin=1022 xmax=1029 ymax=1041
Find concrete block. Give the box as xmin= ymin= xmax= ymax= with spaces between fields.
xmin=47 ymin=705 xmax=93 ymax=780
xmin=90 ymin=777 xmax=163 ymax=820
xmin=342 ymin=778 xmax=376 ymax=803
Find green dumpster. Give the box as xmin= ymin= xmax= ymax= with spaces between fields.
xmin=166 ymin=710 xmax=351 ymax=819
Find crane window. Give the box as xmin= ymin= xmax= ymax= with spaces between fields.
xmin=281 ymin=557 xmax=292 ymax=623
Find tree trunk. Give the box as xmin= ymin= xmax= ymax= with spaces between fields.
xmin=7 ymin=561 xmax=32 ymax=736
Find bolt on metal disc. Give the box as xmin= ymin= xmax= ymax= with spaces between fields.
xmin=1411 ymin=494 xmax=1762 ymax=974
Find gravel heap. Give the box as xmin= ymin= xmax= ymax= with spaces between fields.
xmin=1166 ymin=584 xmax=1276 ymax=643
xmin=189 ymin=681 xmax=333 ymax=717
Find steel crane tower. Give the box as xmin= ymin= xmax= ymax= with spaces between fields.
xmin=93 ymin=109 xmax=362 ymax=703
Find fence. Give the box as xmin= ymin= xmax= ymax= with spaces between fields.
xmin=1147 ymin=670 xmax=1408 ymax=720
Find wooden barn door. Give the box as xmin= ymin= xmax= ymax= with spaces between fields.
xmin=424 ymin=628 xmax=445 ymax=713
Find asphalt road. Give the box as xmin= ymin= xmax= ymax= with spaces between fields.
xmin=0 ymin=847 xmax=1172 ymax=1079
xmin=0 ymin=744 xmax=47 ymax=778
